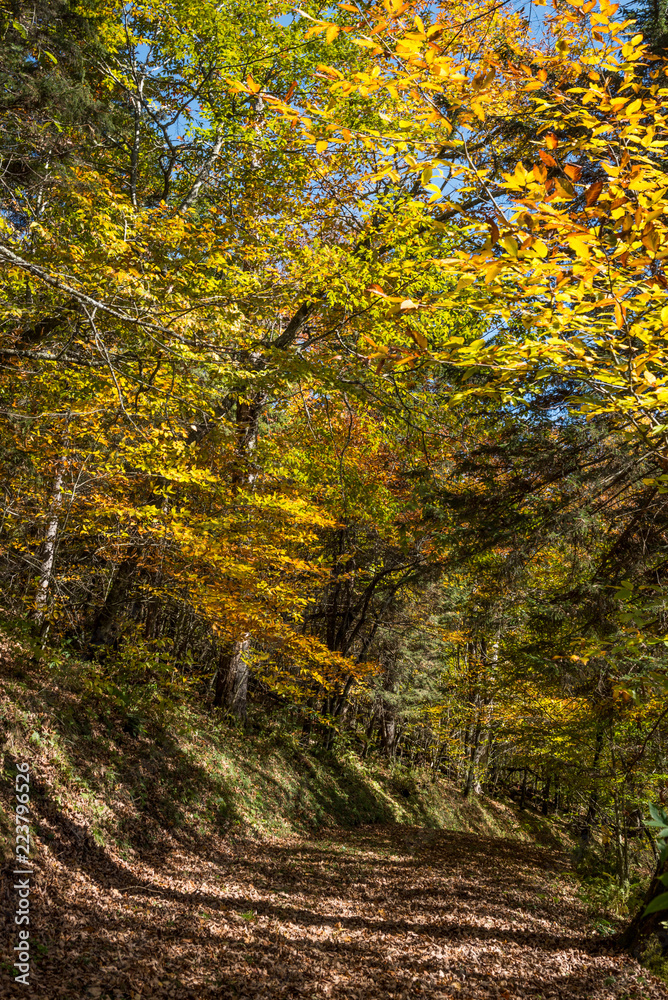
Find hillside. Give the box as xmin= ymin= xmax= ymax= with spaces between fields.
xmin=0 ymin=635 xmax=667 ymax=999
xmin=0 ymin=631 xmax=551 ymax=860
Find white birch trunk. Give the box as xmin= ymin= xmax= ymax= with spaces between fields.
xmin=35 ymin=467 xmax=63 ymax=622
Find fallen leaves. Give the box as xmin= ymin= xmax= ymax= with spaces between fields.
xmin=2 ymin=821 xmax=667 ymax=999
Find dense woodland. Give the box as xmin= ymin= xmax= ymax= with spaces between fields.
xmin=4 ymin=0 xmax=668 ymax=965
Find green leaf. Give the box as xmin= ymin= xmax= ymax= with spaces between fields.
xmin=643 ymin=891 xmax=668 ymax=917
xmin=646 ymin=823 xmax=668 ymax=839
xmin=649 ymin=804 xmax=668 ymax=825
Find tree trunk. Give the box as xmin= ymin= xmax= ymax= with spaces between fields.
xmin=232 ymin=397 xmax=262 ymax=485
xmin=462 ymin=637 xmax=494 ymax=798
xmin=519 ymin=769 xmax=528 ymax=811
xmin=213 ymin=637 xmax=250 ymax=719
xmin=582 ymin=788 xmax=599 ymax=846
xmin=463 ymin=721 xmax=484 ymax=797
xmin=88 ymin=560 xmax=136 ymax=655
xmin=362 ymin=702 xmax=377 ymax=758
xmin=574 ymin=729 xmax=605 ymax=862
xmin=612 ymin=790 xmax=629 ymax=884
xmin=379 ymin=659 xmax=399 ymax=757
xmin=301 ymin=696 xmax=316 ymax=742
xmin=211 ymin=396 xmax=263 ymax=715
xmin=35 ymin=466 xmax=63 ymax=627
xmin=542 ymin=773 xmax=551 ymax=816
xmin=620 ymin=854 xmax=668 ymax=956
xmin=380 ymin=709 xmax=397 ymax=757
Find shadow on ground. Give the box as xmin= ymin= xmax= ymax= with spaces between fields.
xmin=1 ymin=659 xmax=661 ymax=999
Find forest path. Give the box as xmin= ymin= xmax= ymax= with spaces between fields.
xmin=15 ymin=824 xmax=668 ymax=1000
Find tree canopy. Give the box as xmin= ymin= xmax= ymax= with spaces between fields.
xmin=3 ymin=0 xmax=668 ymax=951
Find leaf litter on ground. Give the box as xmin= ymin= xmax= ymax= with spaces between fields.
xmin=3 ymin=818 xmax=667 ymax=999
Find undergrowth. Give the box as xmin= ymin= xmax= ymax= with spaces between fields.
xmin=0 ymin=627 xmax=571 ymax=866
xmin=574 ymin=848 xmax=668 ymax=983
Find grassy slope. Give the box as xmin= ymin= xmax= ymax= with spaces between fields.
xmin=0 ymin=630 xmax=567 ymax=866
xmin=5 ymin=630 xmax=668 ymax=995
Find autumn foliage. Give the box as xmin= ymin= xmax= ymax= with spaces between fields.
xmin=3 ymin=0 xmax=668 ymax=952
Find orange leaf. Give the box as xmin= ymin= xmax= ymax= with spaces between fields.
xmin=584 ymin=180 xmax=603 ymax=206
xmin=409 ymin=329 xmax=428 ymax=349
xmin=545 ymin=133 xmax=558 ymax=150
xmin=614 ymin=302 xmax=626 ymax=328
xmin=642 ymin=228 xmax=660 ymax=253
xmin=539 ymin=150 xmax=558 ymax=168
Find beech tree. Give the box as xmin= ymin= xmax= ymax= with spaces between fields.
xmin=4 ymin=0 xmax=668 ymax=955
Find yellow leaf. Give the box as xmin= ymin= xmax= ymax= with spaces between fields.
xmin=315 ymin=140 xmax=328 ymax=153
xmin=555 ymin=177 xmax=574 ymax=198
xmin=500 ymin=235 xmax=518 ymax=257
xmin=566 ymin=235 xmax=590 ymax=259
xmin=325 ymin=24 xmax=340 ymax=43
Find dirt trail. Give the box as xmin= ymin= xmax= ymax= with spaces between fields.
xmin=4 ymin=824 xmax=667 ymax=999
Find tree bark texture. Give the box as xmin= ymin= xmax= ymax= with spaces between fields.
xmin=35 ymin=466 xmax=63 ymax=624
xmin=88 ymin=560 xmax=137 ymax=654
xmin=214 ymin=638 xmax=250 ymax=719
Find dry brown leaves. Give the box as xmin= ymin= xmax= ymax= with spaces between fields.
xmin=2 ymin=816 xmax=667 ymax=1000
